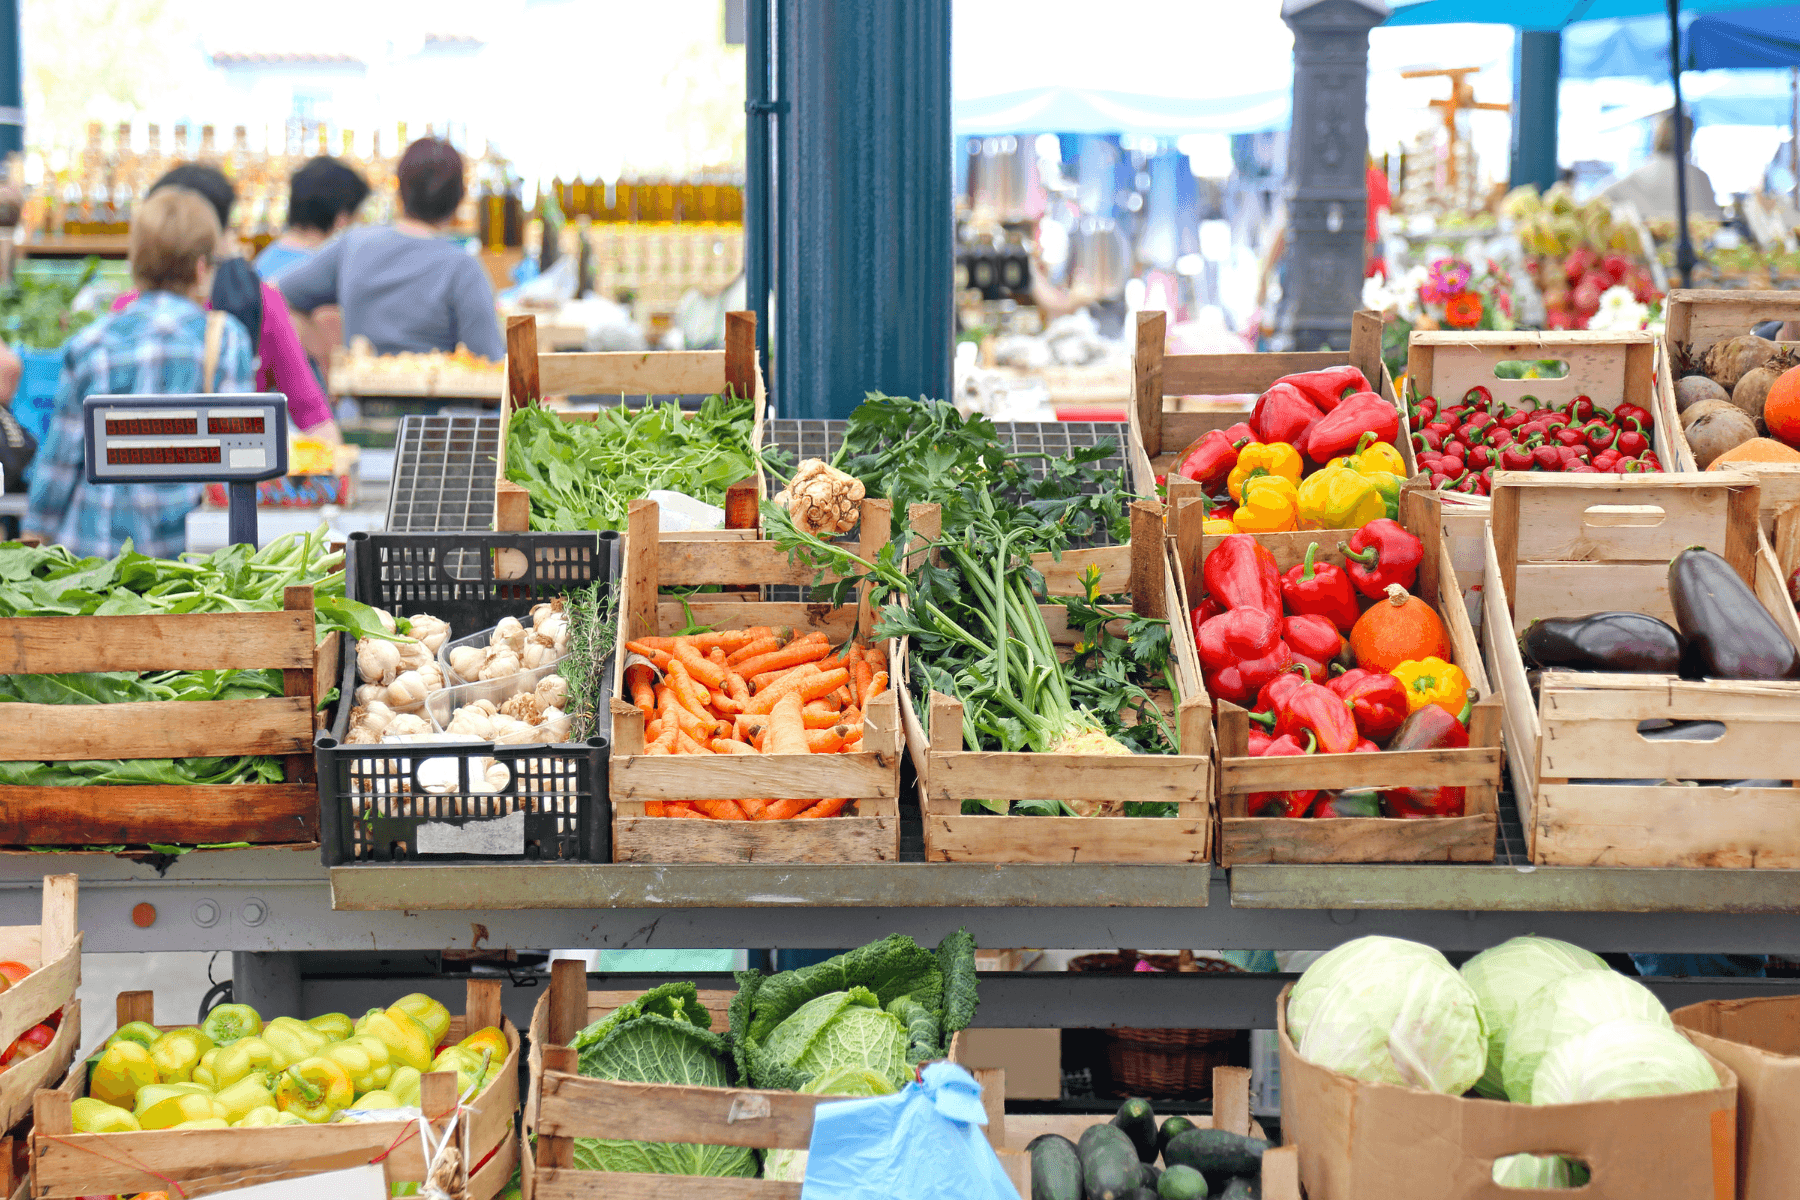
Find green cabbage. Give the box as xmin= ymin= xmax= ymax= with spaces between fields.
xmin=1501 ymin=970 xmax=1670 ymax=1102
xmin=1529 ymin=1018 xmax=1719 ymax=1104
xmin=764 ymin=1066 xmax=898 ymax=1183
xmin=567 ymin=982 xmax=756 ymax=1179
xmin=1288 ymin=936 xmax=1488 ymax=1095
xmin=1461 ymin=936 xmax=1608 ymax=1098
xmin=762 ymin=987 xmax=911 ymax=1090
xmin=1492 ymin=1153 xmax=1590 ymax=1189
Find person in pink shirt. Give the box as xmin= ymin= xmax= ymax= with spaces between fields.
xmin=111 ymin=164 xmax=339 ymax=440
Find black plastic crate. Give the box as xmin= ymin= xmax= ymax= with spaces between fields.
xmin=319 ymin=530 xmax=621 ymax=866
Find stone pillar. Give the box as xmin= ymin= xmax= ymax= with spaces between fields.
xmin=1276 ymin=0 xmax=1387 ymax=353
xmin=1510 ymin=31 xmax=1561 ymax=193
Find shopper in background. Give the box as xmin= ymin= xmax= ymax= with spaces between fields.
xmin=112 ymin=164 xmax=341 ymax=442
xmin=1600 ymin=111 xmax=1724 ymax=223
xmin=255 ymin=156 xmax=371 ymax=281
xmin=279 ymin=138 xmax=504 ymax=363
xmin=24 ymin=187 xmax=254 ymax=556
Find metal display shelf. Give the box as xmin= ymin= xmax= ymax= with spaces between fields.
xmin=385 ymin=413 xmax=503 ymax=532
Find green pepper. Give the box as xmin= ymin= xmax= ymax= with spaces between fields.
xmin=199 ymin=1002 xmax=264 ymax=1046
xmin=214 ymin=1072 xmax=277 ymax=1124
xmin=90 ymin=1040 xmax=159 ymax=1108
xmin=355 ymin=1009 xmax=433 ymax=1072
xmin=388 ymin=1065 xmax=422 ymax=1108
xmin=211 ymin=1035 xmax=278 ymax=1086
xmin=389 ymin=994 xmax=451 ymax=1046
xmin=105 ymin=1021 xmax=163 ymax=1052
xmin=148 ymin=1028 xmax=213 ymax=1084
xmin=275 ymin=1057 xmax=354 ymax=1124
xmin=71 ymin=1097 xmax=140 ymax=1133
xmin=262 ymin=1018 xmax=330 ymax=1072
xmin=307 ymin=1012 xmax=354 ymax=1042
xmin=317 ymin=1035 xmax=393 ymax=1094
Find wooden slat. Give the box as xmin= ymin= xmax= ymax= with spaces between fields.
xmin=1128 ymin=501 xmax=1166 ymax=618
xmin=0 ymin=993 xmax=77 ymax=1133
xmin=1534 ymin=782 xmax=1800 ymax=868
xmin=534 ymin=1170 xmax=798 ymax=1200
xmin=538 ymin=350 xmax=725 ymax=397
xmin=538 ymin=1075 xmax=830 ymax=1149
xmin=612 ymin=813 xmax=901 ymax=863
xmin=922 ymin=812 xmax=1211 ymax=864
xmin=657 ymin=538 xmax=835 ymax=586
xmin=506 ymin=314 xmax=540 ymax=410
xmin=0 ymin=928 xmax=77 ymax=1053
xmin=1219 ymin=815 xmax=1498 ymax=866
xmin=1219 ymin=745 xmax=1502 ymax=792
xmin=0 ymin=696 xmax=311 ymax=761
xmin=611 ymin=751 xmax=898 ymax=802
xmin=925 ymin=750 xmax=1210 ymax=804
xmin=495 ymin=480 xmax=531 ymax=532
xmin=625 ymin=503 xmax=659 ymax=642
xmin=0 ymin=783 xmax=317 ymax=844
xmin=724 ymin=311 xmax=757 ymax=401
xmin=0 ymin=610 xmax=313 ymax=674
xmin=1161 ymin=350 xmax=1341 ymax=397
xmin=31 ymin=1123 xmax=434 ymax=1194
xmin=1133 ymin=310 xmax=1165 ymax=456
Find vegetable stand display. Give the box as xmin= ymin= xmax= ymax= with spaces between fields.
xmin=606 ymin=497 xmax=903 ymax=863
xmin=493 ymin=311 xmax=766 ymax=537
xmin=1484 ymin=471 xmax=1800 ymax=868
xmin=30 ymin=978 xmax=521 ymax=1197
xmin=0 ymin=873 xmax=80 ymax=1200
xmin=1182 ymin=488 xmax=1503 ymax=867
xmin=1660 ymin=288 xmax=1800 ymax=476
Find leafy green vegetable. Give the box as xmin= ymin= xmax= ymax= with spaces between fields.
xmin=764 ymin=1066 xmax=897 ymax=1182
xmin=0 ymin=258 xmax=101 ymax=349
xmin=1501 ymin=969 xmax=1671 ymax=1103
xmin=505 ymin=395 xmax=757 ymax=532
xmin=1528 ymin=1018 xmax=1718 ymax=1104
xmin=731 ymin=930 xmax=978 ymax=1092
xmin=1459 ymin=935 xmax=1608 ymax=1098
xmin=762 ymin=987 xmax=911 ymax=1090
xmin=0 ymin=756 xmax=284 ymax=786
xmin=568 ymin=982 xmax=756 ymax=1179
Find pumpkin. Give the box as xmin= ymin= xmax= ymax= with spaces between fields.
xmin=1349 ymin=583 xmax=1451 ymax=672
xmin=1707 ymin=438 xmax=1800 ymax=468
xmin=1765 ymin=364 xmax=1800 ymax=448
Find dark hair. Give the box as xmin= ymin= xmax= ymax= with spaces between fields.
xmin=150 ymin=163 xmax=234 ymax=228
xmin=287 ymin=156 xmax=371 ymax=233
xmin=397 ymin=138 xmax=464 ymax=223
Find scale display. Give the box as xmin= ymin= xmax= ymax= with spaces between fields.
xmin=83 ymin=395 xmax=289 ymax=486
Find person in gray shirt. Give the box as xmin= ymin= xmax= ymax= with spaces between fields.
xmin=279 ymin=137 xmax=504 ymax=362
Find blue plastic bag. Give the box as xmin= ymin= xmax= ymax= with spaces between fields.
xmin=801 ymin=1062 xmax=1018 ymax=1200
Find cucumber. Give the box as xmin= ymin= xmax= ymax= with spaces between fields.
xmin=1026 ymin=1133 xmax=1083 ymax=1200
xmin=1156 ymin=1115 xmax=1197 ymax=1161
xmin=1162 ymin=1128 xmax=1269 ymax=1180
xmin=1078 ymin=1123 xmax=1143 ymax=1200
xmin=1219 ymin=1178 xmax=1258 ymax=1200
xmin=1111 ymin=1097 xmax=1159 ymax=1163
xmin=1155 ymin=1163 xmax=1209 ymax=1200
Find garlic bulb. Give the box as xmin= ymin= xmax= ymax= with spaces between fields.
xmin=492 ymin=716 xmax=535 ymax=744
xmin=530 ymin=602 xmax=556 ymax=625
xmin=359 ymin=701 xmax=397 ymax=735
xmin=536 ymin=674 xmax=570 ymax=709
xmin=373 ymin=608 xmax=398 ymax=635
xmin=345 ymin=725 xmax=379 ymax=745
xmin=416 ymin=661 xmax=444 ymax=692
xmin=492 ymin=617 xmax=527 ymax=652
xmin=354 ymin=683 xmax=385 ymax=707
xmin=357 ymin=639 xmax=404 ymax=686
xmin=384 ymin=713 xmax=431 ymax=738
xmin=448 ymin=646 xmax=486 ymax=680
xmin=485 ymin=761 xmax=512 ymax=791
xmin=396 ymin=638 xmax=432 ymax=671
xmin=477 ymin=649 xmax=523 ymax=681
xmin=538 ymin=706 xmax=571 ymax=742
xmin=500 ymin=692 xmax=546 ymax=724
xmin=470 ymin=699 xmax=500 ymax=716
xmin=521 ymin=642 xmax=556 ymax=670
xmin=446 ymin=706 xmax=496 ymax=740
xmin=408 ymin=614 xmax=451 ymax=653
xmin=386 ymin=671 xmax=428 ymax=711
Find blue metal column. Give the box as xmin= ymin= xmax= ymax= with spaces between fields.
xmin=0 ymin=0 xmax=21 ymax=158
xmin=772 ymin=0 xmax=952 ymax=419
xmin=1509 ymin=30 xmax=1560 ymax=192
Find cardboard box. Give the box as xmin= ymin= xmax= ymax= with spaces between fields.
xmin=954 ymin=1029 xmax=1062 ymax=1101
xmin=1277 ymin=987 xmax=1738 ymax=1200
xmin=1674 ymin=995 xmax=1800 ymax=1200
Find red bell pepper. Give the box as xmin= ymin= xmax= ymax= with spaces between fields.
xmin=1327 ymin=667 xmax=1408 ymax=743
xmin=1378 ymin=699 xmax=1472 ymax=818
xmin=1279 ymin=542 xmax=1360 ymax=633
xmin=1247 ymin=727 xmax=1273 ymax=756
xmin=1274 ymin=679 xmax=1360 ymax=754
xmin=1173 ymin=428 xmax=1249 ymax=490
xmin=1250 ymin=381 xmax=1323 ymax=445
xmin=1298 ymin=392 xmax=1401 ymax=464
xmin=1272 ymin=365 xmax=1369 ymax=414
xmin=1197 ymin=607 xmax=1293 ymax=706
xmin=1248 ymin=730 xmax=1320 ymax=818
xmin=1248 ymin=664 xmax=1312 ymax=730
xmin=1314 ymin=788 xmax=1381 ymax=818
xmin=1338 ymin=518 xmax=1423 ymax=598
xmin=1203 ymin=533 xmax=1282 ymax=614
xmin=1283 ymin=613 xmax=1345 ymax=679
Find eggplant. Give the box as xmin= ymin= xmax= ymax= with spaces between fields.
xmin=1520 ymin=611 xmax=1681 ymax=673
xmin=1669 ymin=547 xmax=1800 ymax=680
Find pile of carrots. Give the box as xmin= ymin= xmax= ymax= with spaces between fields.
xmin=623 ymin=626 xmax=889 ymax=821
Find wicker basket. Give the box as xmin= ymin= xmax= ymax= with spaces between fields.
xmin=1069 ymin=950 xmax=1245 ymax=1098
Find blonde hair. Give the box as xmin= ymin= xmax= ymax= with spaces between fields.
xmin=129 ymin=186 xmax=220 ymax=294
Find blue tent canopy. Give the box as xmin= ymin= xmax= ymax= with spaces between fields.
xmin=1562 ymin=7 xmax=1800 ymax=76
xmin=1386 ymin=0 xmax=1794 ymax=30
xmin=953 ymin=87 xmax=1290 ymax=137
xmin=1688 ymin=7 xmax=1800 ymax=66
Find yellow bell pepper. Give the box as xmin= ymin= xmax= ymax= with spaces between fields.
xmin=91 ymin=1040 xmax=159 ymax=1109
xmin=1227 ymin=442 xmax=1303 ymax=503
xmin=1203 ymin=516 xmax=1239 ymax=536
xmin=1326 ymin=432 xmax=1407 ymax=478
xmin=199 ymin=1002 xmax=263 ymax=1046
xmin=388 ymin=1065 xmax=422 ymax=1108
xmin=211 ymin=1035 xmax=278 ymax=1088
xmin=172 ymin=1117 xmax=232 ymax=1130
xmin=275 ymin=1057 xmax=355 ymax=1123
xmin=214 ymin=1073 xmax=277 ymax=1124
xmin=262 ymin=1018 xmax=330 ymax=1071
xmin=71 ymin=1097 xmax=140 ymax=1133
xmin=429 ymin=1045 xmax=491 ymax=1099
xmin=388 ymin=994 xmax=452 ymax=1047
xmin=148 ymin=1028 xmax=213 ymax=1084
xmin=354 ymin=1009 xmax=433 ymax=1072
xmin=318 ymin=1035 xmax=393 ymax=1095
xmin=1232 ymin=473 xmax=1299 ymax=534
xmin=1295 ymin=463 xmax=1386 ymax=531
xmin=233 ymin=1105 xmax=284 ymax=1128
xmin=106 ymin=1021 xmax=163 ymax=1052
xmin=192 ymin=1047 xmax=222 ymax=1091
xmin=138 ymin=1087 xmax=226 ymax=1131
xmin=350 ymin=1089 xmax=401 ymax=1110
xmin=307 ymin=1012 xmax=355 ymax=1042
xmin=1392 ymin=657 xmax=1472 ymax=717
xmin=459 ymin=1026 xmax=508 ymax=1066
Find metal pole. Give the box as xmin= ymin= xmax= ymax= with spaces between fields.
xmin=1509 ymin=30 xmax=1561 ymax=192
xmin=1668 ymin=0 xmax=1696 ymax=289
xmin=744 ymin=0 xmax=774 ymax=407
xmin=0 ymin=0 xmax=19 ymax=159
xmin=227 ymin=482 xmax=259 ymax=547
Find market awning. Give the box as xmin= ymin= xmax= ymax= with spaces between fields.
xmin=953 ymin=86 xmax=1290 ymax=137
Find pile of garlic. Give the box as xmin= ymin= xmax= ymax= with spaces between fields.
xmin=351 ymin=610 xmax=451 ymax=715
xmin=445 ymin=603 xmax=569 ymax=684
xmin=442 ymin=674 xmax=571 ymax=744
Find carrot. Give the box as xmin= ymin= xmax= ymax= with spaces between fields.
xmin=840 ymin=706 xmax=861 ymax=727
xmin=669 ymin=804 xmax=707 ymax=819
xmin=675 ymin=729 xmax=712 ymax=755
xmin=745 ymin=667 xmax=851 ymax=716
xmin=754 ymin=797 xmax=810 ymax=821
xmin=627 ymin=636 xmax=678 ymax=653
xmin=709 ymin=737 xmax=759 ymax=755
xmin=802 ymin=700 xmax=842 ymax=729
xmin=806 ymin=726 xmax=849 ymax=754
xmin=673 ymin=638 xmax=727 ymax=688
xmin=646 ymin=723 xmax=678 ymax=755
xmin=724 ymin=671 xmax=750 ymax=706
xmin=624 ymin=641 xmax=674 ymax=670
xmin=726 ymin=635 xmax=782 ymax=667
xmin=763 ymin=691 xmax=810 ymax=755
xmin=694 ymin=798 xmax=749 ymax=820
xmin=736 ymin=639 xmax=830 ymax=682
xmin=864 ymin=644 xmax=887 ymax=670
xmin=737 ymin=797 xmax=770 ymax=818
xmin=659 ymin=685 xmax=711 ymax=741
xmin=666 ymin=661 xmax=716 ymax=724
xmin=794 ymin=797 xmax=849 ymax=819
xmin=862 ymin=671 xmax=889 ymax=707
xmin=688 ymin=630 xmax=755 ymax=655
xmin=710 ymin=687 xmax=744 ymax=714
xmin=644 ymin=801 xmax=666 ymax=816
xmin=626 ymin=663 xmax=658 ymax=715
xmin=851 ymin=661 xmax=873 ymax=708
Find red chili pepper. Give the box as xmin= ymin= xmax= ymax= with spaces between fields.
xmin=1565 ymin=463 xmax=1603 ymax=473
xmin=1429 ymin=471 xmax=1453 ymax=489
xmin=1640 ymin=451 xmax=1663 ymax=470
xmin=1327 ymin=668 xmax=1409 ymax=743
xmin=1272 ymin=365 xmax=1370 ymax=413
xmin=1297 ymin=391 xmax=1400 ymax=464
xmin=1614 ymin=402 xmax=1653 ymax=429
xmin=1438 ymin=455 xmax=1465 ymax=476
xmin=1410 ymin=395 xmax=1438 ymax=426
xmin=1592 ymin=447 xmax=1620 ymax=470
xmin=1462 ymin=411 xmax=1497 ymax=440
xmin=1279 ymin=542 xmax=1361 ymax=633
xmin=1551 ymin=426 xmax=1585 ymax=448
xmin=1442 ymin=439 xmax=1467 ymax=460
xmin=1488 ymin=426 xmax=1514 ymax=447
xmin=1250 ymin=381 xmax=1324 ymax=445
xmin=1564 ymin=394 xmax=1596 ymax=422
xmin=1415 ymin=428 xmax=1444 ymax=451
xmin=1611 ymin=455 xmax=1643 ymax=473
xmin=1615 ymin=419 xmax=1649 ymax=458
xmin=1202 ymin=533 xmax=1283 ymax=614
xmin=1339 ymin=518 xmax=1424 ymax=598
xmin=1582 ymin=419 xmax=1616 ymax=453
xmin=1499 ymin=441 xmax=1536 ymax=471
xmin=1248 ymin=730 xmax=1320 ymax=817
xmin=1467 ymin=445 xmax=1492 ymax=469
xmin=1173 ymin=428 xmax=1245 ymax=490
xmin=1531 ymin=442 xmax=1563 ymax=470
xmin=1379 ymin=697 xmax=1473 ymax=818
xmin=1283 ymin=613 xmax=1346 ymax=679
xmin=1463 ymin=385 xmax=1494 ymax=412
xmin=1197 ymin=607 xmax=1293 ymax=706
xmin=1500 ymin=409 xmax=1533 ymax=430
xmin=1475 ymin=467 xmax=1494 ymax=495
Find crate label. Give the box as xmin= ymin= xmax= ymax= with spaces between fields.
xmin=219 ymin=1163 xmax=386 ymax=1198
xmin=416 ymin=808 xmax=527 ymax=855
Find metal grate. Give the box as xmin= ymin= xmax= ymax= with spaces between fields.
xmin=1495 ymin=769 xmax=1529 ymax=866
xmin=386 ymin=414 xmax=502 ymax=533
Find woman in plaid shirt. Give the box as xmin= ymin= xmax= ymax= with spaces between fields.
xmin=24 ymin=187 xmax=255 ymax=558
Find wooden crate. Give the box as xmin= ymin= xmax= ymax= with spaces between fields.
xmin=897 ymin=500 xmax=1215 ymax=864
xmin=1128 ymin=309 xmax=1407 ymax=515
xmin=521 ymin=961 xmax=1025 ymax=1200
xmin=1176 ymin=489 xmax=1502 ymax=866
xmin=1405 ymin=329 xmax=1680 ymax=589
xmin=0 ymin=876 xmax=79 ymax=1134
xmin=606 ymin=497 xmax=903 ymax=863
xmin=0 ymin=588 xmax=333 ymax=848
xmin=30 ymin=978 xmax=521 ymax=1198
xmin=494 ymin=311 xmax=766 ymax=537
xmin=1484 ymin=471 xmax=1800 ymax=867
xmin=1661 ymin=288 xmax=1800 ymax=475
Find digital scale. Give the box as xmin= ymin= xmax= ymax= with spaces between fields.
xmin=83 ymin=393 xmax=289 ymax=546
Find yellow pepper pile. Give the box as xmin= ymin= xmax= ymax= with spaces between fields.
xmin=1208 ymin=436 xmax=1410 ymax=535
xmin=74 ymin=991 xmax=509 ymax=1134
